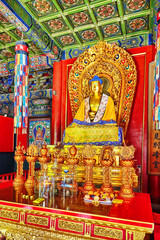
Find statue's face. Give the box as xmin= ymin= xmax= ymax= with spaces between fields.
xmin=91 ymin=81 xmax=102 ymax=93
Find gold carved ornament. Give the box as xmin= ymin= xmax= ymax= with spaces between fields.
xmin=68 ymin=41 xmax=137 ymax=136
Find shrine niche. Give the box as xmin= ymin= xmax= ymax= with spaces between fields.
xmin=68 ymin=41 xmax=137 ymax=136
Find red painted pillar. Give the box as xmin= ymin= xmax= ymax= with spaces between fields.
xmin=148 ymin=175 xmax=160 ymax=203
xmin=61 ymin=58 xmax=76 ymax=139
xmin=51 ymin=61 xmax=62 ymax=144
xmin=17 ymin=127 xmax=27 ymax=150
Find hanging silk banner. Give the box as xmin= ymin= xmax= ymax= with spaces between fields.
xmin=14 ymin=41 xmax=29 ymax=134
xmin=148 ymin=8 xmax=160 ymax=174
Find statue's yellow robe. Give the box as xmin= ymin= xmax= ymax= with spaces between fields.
xmin=75 ymin=96 xmax=116 ymax=122
xmin=63 ymin=95 xmax=122 ymax=145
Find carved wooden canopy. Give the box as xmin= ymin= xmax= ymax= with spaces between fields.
xmin=68 ymin=41 xmax=137 ymax=136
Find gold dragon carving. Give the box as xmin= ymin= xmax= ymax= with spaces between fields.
xmin=58 ymin=219 xmax=84 ymax=233
xmin=94 ymin=225 xmax=123 ymax=239
xmin=27 ymin=215 xmax=49 ymax=227
xmin=0 ymin=209 xmax=19 ymax=221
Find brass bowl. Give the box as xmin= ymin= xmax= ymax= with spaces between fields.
xmin=101 ymin=159 xmax=113 ymax=167
xmin=38 ymin=156 xmax=50 ymax=164
xmin=57 ymin=157 xmax=64 ymax=164
xmin=14 ymin=155 xmax=26 ymax=162
xmin=120 ymin=159 xmax=135 ymax=167
xmin=83 ymin=158 xmax=96 ymax=166
xmin=67 ymin=158 xmax=79 ymax=165
xmin=26 ymin=156 xmax=38 ymax=163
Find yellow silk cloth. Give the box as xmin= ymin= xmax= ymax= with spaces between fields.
xmin=63 ymin=123 xmax=119 ymax=144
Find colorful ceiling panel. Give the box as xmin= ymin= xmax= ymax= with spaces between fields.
xmin=0 ymin=0 xmax=156 ymax=64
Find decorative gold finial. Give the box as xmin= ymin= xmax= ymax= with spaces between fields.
xmin=26 ymin=143 xmax=39 ymax=157
xmin=82 ymin=144 xmax=96 ymax=159
xmin=120 ymin=145 xmax=135 ymax=160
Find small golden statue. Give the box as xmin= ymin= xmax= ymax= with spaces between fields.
xmin=25 ymin=144 xmax=39 ymax=197
xmin=38 ymin=144 xmax=50 ymax=171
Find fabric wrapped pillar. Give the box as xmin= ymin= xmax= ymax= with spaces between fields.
xmin=14 ymin=41 xmax=29 ymax=136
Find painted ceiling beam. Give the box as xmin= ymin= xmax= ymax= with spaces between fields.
xmin=149 ymin=0 xmax=155 ymax=33
xmin=18 ymin=0 xmax=63 ymax=50
xmin=74 ymin=24 xmax=95 ymax=32
xmin=117 ymin=0 xmax=126 ymax=37
xmin=123 ymin=10 xmax=150 ymax=20
xmin=17 ymin=2 xmax=63 ymax=50
xmin=98 ymin=18 xmax=121 ymax=27
xmin=0 ymin=0 xmax=61 ymax=60
xmin=63 ymin=44 xmax=81 ymax=51
xmin=84 ymin=0 xmax=103 ymax=40
xmin=52 ymin=0 xmax=83 ymax=46
xmin=90 ymin=0 xmax=115 ymax=8
xmin=127 ymin=30 xmax=150 ymax=38
xmin=64 ymin=5 xmax=87 ymax=15
xmin=39 ymin=13 xmax=61 ymax=22
xmin=0 ymin=25 xmax=15 ymax=32
xmin=52 ymin=30 xmax=72 ymax=38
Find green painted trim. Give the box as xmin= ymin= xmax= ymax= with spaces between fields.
xmin=64 ymin=5 xmax=87 ymax=15
xmin=127 ymin=30 xmax=150 ymax=38
xmin=62 ymin=44 xmax=81 ymax=50
xmin=0 ymin=55 xmax=7 ymax=61
xmin=19 ymin=1 xmax=63 ymax=49
xmin=0 ymin=38 xmax=31 ymax=49
xmin=0 ymin=41 xmax=5 ymax=47
xmin=123 ymin=10 xmax=151 ymax=20
xmin=4 ymin=48 xmax=15 ymax=54
xmin=149 ymin=0 xmax=155 ymax=34
xmin=104 ymin=35 xmax=124 ymax=42
xmin=39 ymin=13 xmax=61 ymax=22
xmin=82 ymin=39 xmax=101 ymax=46
xmin=74 ymin=24 xmax=95 ymax=32
xmin=52 ymin=30 xmax=72 ymax=37
xmin=19 ymin=0 xmax=31 ymax=3
xmin=117 ymin=0 xmax=126 ymax=36
xmin=84 ymin=0 xmax=103 ymax=40
xmin=61 ymin=15 xmax=83 ymax=45
xmin=22 ymin=2 xmax=38 ymax=20
xmin=5 ymin=31 xmax=19 ymax=41
xmin=2 ymin=26 xmax=15 ymax=31
xmin=90 ymin=0 xmax=116 ymax=8
xmin=52 ymin=0 xmax=82 ymax=45
xmin=98 ymin=18 xmax=121 ymax=26
xmin=142 ymin=34 xmax=149 ymax=45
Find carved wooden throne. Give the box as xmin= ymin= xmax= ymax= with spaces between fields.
xmin=68 ymin=41 xmax=137 ymax=136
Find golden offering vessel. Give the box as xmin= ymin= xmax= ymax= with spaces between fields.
xmin=25 ymin=144 xmax=39 ymax=197
xmin=13 ymin=144 xmax=26 ymax=200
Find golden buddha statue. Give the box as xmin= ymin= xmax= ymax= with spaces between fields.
xmin=63 ymin=75 xmax=123 ymax=146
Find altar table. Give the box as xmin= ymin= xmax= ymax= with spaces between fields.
xmin=0 ymin=182 xmax=154 ymax=240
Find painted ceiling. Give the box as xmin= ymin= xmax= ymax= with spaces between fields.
xmin=0 ymin=0 xmax=157 ymax=66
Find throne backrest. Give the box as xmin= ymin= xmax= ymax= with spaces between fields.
xmin=68 ymin=41 xmax=137 ymax=136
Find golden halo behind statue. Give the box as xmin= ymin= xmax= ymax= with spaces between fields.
xmin=68 ymin=41 xmax=137 ymax=135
